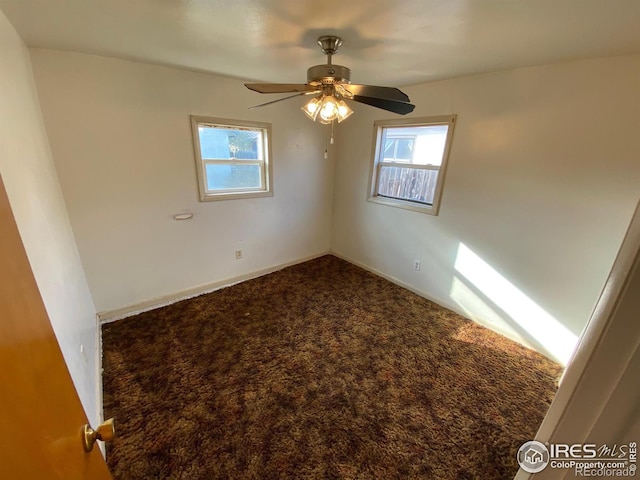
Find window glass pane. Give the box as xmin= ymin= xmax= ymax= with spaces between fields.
xmin=377 ymin=165 xmax=439 ymax=205
xmin=396 ymin=138 xmax=413 ymax=160
xmin=382 ymin=136 xmax=414 ymax=162
xmin=383 ymin=138 xmax=396 ymax=158
xmin=382 ymin=125 xmax=448 ymax=166
xmin=205 ymin=163 xmax=262 ymax=191
xmin=198 ymin=127 xmax=263 ymax=160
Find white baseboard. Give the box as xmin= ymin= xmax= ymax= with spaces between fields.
xmin=330 ymin=251 xmax=554 ymax=359
xmin=330 ymin=251 xmax=450 ymax=309
xmin=97 ymin=251 xmax=331 ymax=324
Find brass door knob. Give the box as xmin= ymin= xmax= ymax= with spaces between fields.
xmin=82 ymin=418 xmax=115 ymax=452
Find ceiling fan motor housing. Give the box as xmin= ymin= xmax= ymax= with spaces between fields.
xmin=307 ymin=64 xmax=351 ymax=85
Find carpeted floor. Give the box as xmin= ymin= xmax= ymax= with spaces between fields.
xmin=102 ymin=255 xmax=562 ymax=479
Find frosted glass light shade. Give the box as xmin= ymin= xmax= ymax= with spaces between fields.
xmin=336 ymin=100 xmax=353 ymax=123
xmin=318 ymin=96 xmax=339 ymax=123
xmin=301 ymin=97 xmax=321 ymax=120
xmin=302 ymin=95 xmax=353 ymax=124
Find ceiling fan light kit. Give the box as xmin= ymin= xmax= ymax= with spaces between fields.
xmin=245 ymin=36 xmax=415 ymax=124
xmin=301 ymin=89 xmax=354 ymax=124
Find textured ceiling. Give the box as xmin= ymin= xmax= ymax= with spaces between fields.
xmin=1 ymin=0 xmax=640 ymax=87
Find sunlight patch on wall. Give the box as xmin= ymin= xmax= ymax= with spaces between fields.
xmin=453 ymin=243 xmax=577 ymax=365
xmin=450 ymin=276 xmax=528 ymax=347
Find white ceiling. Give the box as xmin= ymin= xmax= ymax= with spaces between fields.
xmin=1 ymin=0 xmax=640 ymax=87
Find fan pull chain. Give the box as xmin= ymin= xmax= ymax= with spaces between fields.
xmin=324 ymin=124 xmax=329 ymax=158
xmin=324 ymin=121 xmax=335 ymax=159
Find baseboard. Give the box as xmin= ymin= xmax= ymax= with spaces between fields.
xmin=330 ymin=251 xmax=451 ymax=310
xmin=97 ymin=251 xmax=331 ymax=324
xmin=331 ymin=251 xmax=562 ymax=363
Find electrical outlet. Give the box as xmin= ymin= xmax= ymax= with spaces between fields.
xmin=235 ymin=250 xmax=243 ymax=260
xmin=413 ymin=259 xmax=421 ymax=271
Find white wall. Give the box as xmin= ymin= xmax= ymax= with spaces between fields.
xmin=30 ymin=49 xmax=334 ymax=314
xmin=332 ymin=55 xmax=640 ymax=365
xmin=0 ymin=12 xmax=99 ymax=423
xmin=23 ymin=44 xmax=640 ymax=369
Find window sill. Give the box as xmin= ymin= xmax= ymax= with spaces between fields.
xmin=200 ymin=190 xmax=273 ymax=202
xmin=367 ymin=195 xmax=440 ymax=216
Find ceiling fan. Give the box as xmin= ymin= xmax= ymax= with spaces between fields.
xmin=245 ymin=35 xmax=415 ymax=124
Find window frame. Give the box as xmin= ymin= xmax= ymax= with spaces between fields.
xmin=367 ymin=114 xmax=457 ymax=216
xmin=190 ymin=115 xmax=273 ymax=202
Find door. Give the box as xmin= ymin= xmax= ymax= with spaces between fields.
xmin=0 ymin=175 xmax=112 ymax=479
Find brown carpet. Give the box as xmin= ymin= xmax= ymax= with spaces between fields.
xmin=102 ymin=255 xmax=562 ymax=479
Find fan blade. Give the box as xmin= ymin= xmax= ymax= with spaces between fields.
xmin=352 ymin=95 xmax=416 ymax=115
xmin=249 ymin=92 xmax=316 ymax=109
xmin=341 ymin=84 xmax=410 ymax=103
xmin=245 ymin=83 xmax=319 ymax=94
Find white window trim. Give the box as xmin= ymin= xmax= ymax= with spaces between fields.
xmin=190 ymin=115 xmax=274 ymax=202
xmin=367 ymin=114 xmax=457 ymax=216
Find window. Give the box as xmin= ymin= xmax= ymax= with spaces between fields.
xmin=190 ymin=116 xmax=273 ymax=201
xmin=368 ymin=115 xmax=456 ymax=215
